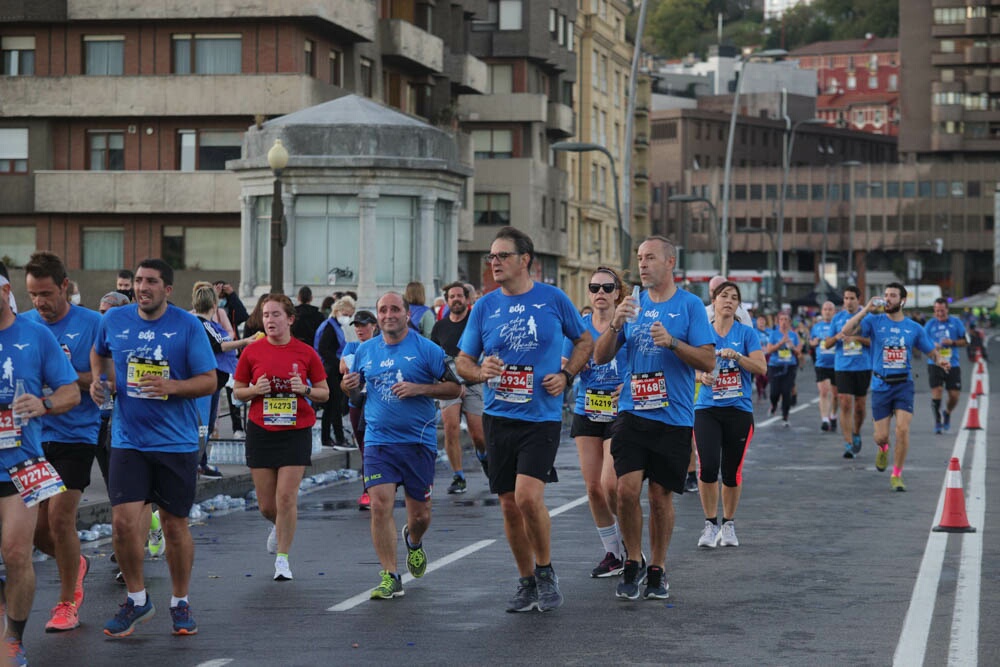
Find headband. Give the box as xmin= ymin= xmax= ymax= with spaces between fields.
xmin=593 ymin=266 xmax=620 ymax=287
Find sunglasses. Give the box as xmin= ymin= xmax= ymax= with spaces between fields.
xmin=588 ymin=283 xmax=617 ymax=294
xmin=485 ymin=251 xmax=519 ymax=263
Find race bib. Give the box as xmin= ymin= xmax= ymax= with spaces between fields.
xmin=631 ymin=371 xmax=667 ymax=410
xmin=60 ymin=343 xmax=72 ymax=361
xmin=0 ymin=405 xmax=22 ymax=449
xmin=883 ymin=345 xmax=906 ymax=371
xmin=713 ymin=366 xmax=743 ymax=400
xmin=777 ymin=348 xmax=792 ymax=360
xmin=8 ymin=457 xmax=65 ymax=508
xmin=818 ymin=342 xmax=835 ymax=356
xmin=495 ymin=365 xmax=534 ymax=404
xmin=843 ymin=340 xmax=862 ymax=356
xmin=126 ymin=356 xmax=170 ymax=400
xmin=939 ymin=346 xmax=953 ymax=360
xmin=584 ymin=388 xmax=616 ymax=422
xmin=263 ymin=394 xmax=298 ymax=426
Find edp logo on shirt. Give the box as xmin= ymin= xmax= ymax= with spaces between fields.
xmin=138 ymin=330 xmax=155 ymax=342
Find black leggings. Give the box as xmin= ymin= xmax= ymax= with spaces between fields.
xmin=694 ymin=407 xmax=754 ymax=487
xmin=321 ymin=371 xmax=346 ymax=444
xmin=768 ymin=365 xmax=797 ymax=419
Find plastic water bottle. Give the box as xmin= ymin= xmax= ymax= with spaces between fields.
xmin=626 ymin=285 xmax=641 ymax=324
xmin=13 ymin=379 xmax=28 ymax=428
xmin=99 ymin=374 xmax=114 ymax=410
xmin=486 ymin=350 xmax=503 ymax=389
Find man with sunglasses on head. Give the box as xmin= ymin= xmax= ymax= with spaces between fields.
xmin=456 ymin=227 xmax=593 ymax=613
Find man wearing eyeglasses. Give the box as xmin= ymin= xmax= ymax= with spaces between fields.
xmin=594 ymin=236 xmax=715 ymax=601
xmin=456 ymin=226 xmax=593 ymax=613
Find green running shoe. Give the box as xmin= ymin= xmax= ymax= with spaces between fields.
xmin=875 ymin=445 xmax=889 ymax=472
xmin=370 ymin=570 xmax=404 ymax=599
xmin=890 ymin=475 xmax=906 ymax=492
xmin=402 ymin=525 xmax=427 ymax=578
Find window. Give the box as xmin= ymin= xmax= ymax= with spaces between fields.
xmin=935 ymin=180 xmax=948 ymax=197
xmin=810 ymin=184 xmax=823 ymax=200
xmin=854 ymin=110 xmax=864 ymax=126
xmin=2 ymin=36 xmax=35 ymax=75
xmin=868 ymin=75 xmax=878 ymax=89
xmin=592 ymin=50 xmax=599 ymax=88
xmin=88 ymin=131 xmax=124 ymax=171
xmin=172 ymin=34 xmax=241 ymax=74
xmin=558 ymin=15 xmax=566 ymax=46
xmin=1 ymin=226 xmax=35 ymax=265
xmin=888 ymin=74 xmax=898 ymax=91
xmin=178 ymin=130 xmax=242 ymax=171
xmin=329 ymin=50 xmax=342 ymax=86
xmin=567 ymin=21 xmax=574 ymax=51
xmin=162 ymin=226 xmax=241 ymax=270
xmin=941 ymin=40 xmax=955 ymax=54
xmin=968 ymin=181 xmax=981 ymax=197
xmin=472 ymin=129 xmax=513 ymax=159
xmin=82 ymin=228 xmax=124 ymax=270
xmin=360 ymin=58 xmax=374 ymax=97
xmin=600 ymin=110 xmax=607 ymax=145
xmin=887 ymin=181 xmax=900 ymax=197
xmin=294 ymin=195 xmax=360 ymax=285
xmin=750 ymin=184 xmax=762 ymax=200
xmin=0 ymin=128 xmax=28 ymax=174
xmin=614 ymin=71 xmax=621 ymax=107
xmin=549 ymin=8 xmax=557 ymax=34
xmin=600 ymin=55 xmax=608 ymax=93
xmin=847 ymin=74 xmax=856 ymax=90
xmin=951 ymin=181 xmax=964 ymax=197
xmin=498 ymin=0 xmax=522 ymax=30
xmin=903 ymin=181 xmax=916 ymax=198
xmin=84 ymin=36 xmax=124 ymax=75
xmin=304 ymin=40 xmax=314 ymax=76
xmin=474 ymin=193 xmax=510 ymax=225
xmin=919 ymin=181 xmax=932 ymax=197
xmin=591 ymin=106 xmax=598 ymax=142
xmin=489 ymin=64 xmax=512 ymax=93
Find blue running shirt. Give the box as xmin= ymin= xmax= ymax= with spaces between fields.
xmin=831 ymin=308 xmax=872 ymax=371
xmin=618 ymin=288 xmax=714 ymax=427
xmin=0 ymin=317 xmax=79 ymax=481
xmin=355 ymin=330 xmax=448 ymax=449
xmin=809 ymin=319 xmax=838 ymax=370
xmin=695 ymin=321 xmax=761 ymax=413
xmin=860 ymin=315 xmax=936 ymax=392
xmin=563 ymin=314 xmax=628 ymax=420
xmin=459 ymin=282 xmax=587 ymax=423
xmin=22 ymin=305 xmax=102 ymax=445
xmin=766 ymin=329 xmax=800 ymax=367
xmin=94 ymin=304 xmax=216 ymax=453
xmin=924 ymin=316 xmax=966 ymax=367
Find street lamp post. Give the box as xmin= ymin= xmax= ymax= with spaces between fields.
xmin=552 ymin=141 xmax=627 ymax=271
xmin=669 ymin=194 xmax=719 ymax=275
xmin=267 ymin=139 xmax=289 ymax=294
xmin=845 ymin=161 xmax=862 ymax=285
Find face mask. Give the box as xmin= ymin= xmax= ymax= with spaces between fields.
xmin=70 ymin=294 xmax=81 ymax=305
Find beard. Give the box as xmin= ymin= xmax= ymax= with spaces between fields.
xmin=885 ymin=302 xmax=902 ymax=314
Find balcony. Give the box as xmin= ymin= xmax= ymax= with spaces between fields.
xmin=930 ymin=104 xmax=963 ymax=123
xmin=379 ymin=19 xmax=443 ymax=73
xmin=444 ymin=53 xmax=488 ymax=94
xmin=991 ymin=74 xmax=1000 ymax=93
xmin=966 ymin=17 xmax=989 ymax=35
xmin=930 ymin=133 xmax=963 ymax=152
xmin=458 ymin=93 xmax=547 ymax=123
xmin=0 ymin=74 xmax=342 ymax=118
xmin=965 ymin=75 xmax=988 ymax=92
xmin=634 ymin=133 xmax=649 ymax=147
xmin=931 ymin=52 xmax=965 ymax=66
xmin=34 ymin=171 xmax=240 ymax=214
xmin=964 ymin=45 xmax=989 ymax=64
xmin=65 ymin=0 xmax=376 ymax=42
xmin=633 ymin=169 xmax=649 ymax=184
xmin=546 ymin=102 xmax=574 ymax=137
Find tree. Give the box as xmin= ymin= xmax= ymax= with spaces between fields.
xmin=648 ymin=0 xmax=716 ymax=58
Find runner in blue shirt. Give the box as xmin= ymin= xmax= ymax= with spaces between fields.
xmin=754 ymin=315 xmax=771 ymax=400
xmin=594 ymin=236 xmax=714 ymax=601
xmin=0 ymin=260 xmax=80 ymax=665
xmin=693 ymin=281 xmax=766 ymax=549
xmin=456 ymin=226 xmax=592 ymax=613
xmin=823 ymin=286 xmax=872 ymax=456
xmin=90 ymin=259 xmax=216 ymax=638
xmin=924 ymin=298 xmax=967 ymax=433
xmin=22 ymin=251 xmax=103 ymax=632
xmin=764 ymin=312 xmax=803 ymax=427
xmin=341 ymin=292 xmax=460 ymax=601
xmin=808 ymin=301 xmax=839 ymax=434
xmin=843 ymin=283 xmax=948 ymax=492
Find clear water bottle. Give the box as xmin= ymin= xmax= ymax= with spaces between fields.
xmin=626 ymin=285 xmax=641 ymax=324
xmin=871 ymin=297 xmax=886 ymax=313
xmin=13 ymin=379 xmax=28 ymax=428
xmin=99 ymin=373 xmax=114 ymax=410
xmin=485 ymin=350 xmax=503 ymax=389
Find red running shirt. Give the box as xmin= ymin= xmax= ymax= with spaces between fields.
xmin=235 ymin=337 xmax=327 ymax=431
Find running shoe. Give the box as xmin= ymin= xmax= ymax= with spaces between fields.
xmin=148 ymin=510 xmax=165 ymax=557
xmin=698 ymin=520 xmax=720 ymax=548
xmin=114 ymin=570 xmax=125 ymax=585
xmin=718 ymin=520 xmax=739 ymax=547
xmin=875 ymin=445 xmax=889 ymax=472
xmin=274 ymin=555 xmax=293 ymax=581
xmin=506 ymin=576 xmax=538 ymax=612
xmin=534 ymin=566 xmax=563 ymax=612
xmin=591 ymin=552 xmax=624 ymax=578
xmin=934 ymin=424 xmax=943 ymax=435
xmin=830 ymin=417 xmax=837 ymax=430
xmin=769 ymin=404 xmax=777 ymax=416
xmin=370 ymin=570 xmax=404 ymax=599
xmin=266 ymin=525 xmax=278 ymax=554
xmin=170 ymin=600 xmax=198 ymax=635
xmin=333 ymin=441 xmax=358 ymax=452
xmin=198 ymin=464 xmax=223 ymax=478
xmin=402 ymin=525 xmax=427 ymax=578
xmin=75 ymin=554 xmax=89 ymax=608
xmin=358 ymin=491 xmax=371 ymax=510
xmin=942 ymin=411 xmax=951 ymax=432
xmin=683 ymin=472 xmax=699 ymax=494
xmin=821 ymin=420 xmax=830 ymax=432
xmin=104 ymin=598 xmax=155 ymax=637
xmin=890 ymin=475 xmax=906 ymax=492
xmin=447 ymin=474 xmax=467 ymax=495
xmin=643 ymin=566 xmax=670 ymax=600
xmin=782 ymin=420 xmax=790 ymax=428
xmin=233 ymin=429 xmax=247 ymax=439
xmin=843 ymin=442 xmax=855 ymax=459
xmin=616 ymin=560 xmax=642 ymax=600
xmin=851 ymin=434 xmax=862 ymax=454
xmin=44 ymin=601 xmax=80 ymax=632
xmin=4 ymin=637 xmax=26 ymax=667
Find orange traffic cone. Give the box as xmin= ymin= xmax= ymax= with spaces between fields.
xmin=965 ymin=397 xmax=983 ymax=430
xmin=933 ymin=458 xmax=976 ymax=533
xmin=972 ymin=378 xmax=984 ymax=398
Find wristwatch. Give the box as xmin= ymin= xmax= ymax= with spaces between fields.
xmin=667 ymin=337 xmax=679 ymax=351
xmin=304 ymin=386 xmax=312 ymax=396
xmin=42 ymin=398 xmax=54 ymax=413
xmin=560 ymin=369 xmax=574 ymax=384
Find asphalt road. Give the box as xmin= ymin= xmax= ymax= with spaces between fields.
xmin=19 ymin=353 xmax=999 ymax=666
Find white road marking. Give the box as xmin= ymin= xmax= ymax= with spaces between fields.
xmin=756 ymin=397 xmax=820 ymax=427
xmin=195 ymin=660 xmax=234 ymax=667
xmin=549 ymin=493 xmax=590 ymax=517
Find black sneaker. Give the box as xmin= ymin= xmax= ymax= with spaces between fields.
xmin=446 ymin=475 xmax=467 ymax=494
xmin=198 ymin=465 xmax=223 ymax=478
xmin=821 ymin=421 xmax=830 ymax=432
xmin=830 ymin=417 xmax=837 ymax=431
xmin=505 ymin=576 xmax=538 ymax=613
xmin=684 ymin=472 xmax=699 ymax=494
xmin=534 ymin=565 xmax=563 ymax=612
xmin=591 ymin=552 xmax=624 ymax=578
xmin=643 ymin=565 xmax=670 ymax=600
xmin=615 ymin=560 xmax=642 ymax=600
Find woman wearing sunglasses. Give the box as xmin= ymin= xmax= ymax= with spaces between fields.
xmin=694 ymin=281 xmax=766 ymax=548
xmin=563 ymin=267 xmax=630 ymax=578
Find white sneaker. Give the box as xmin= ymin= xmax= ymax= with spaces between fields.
xmin=266 ymin=526 xmax=277 ymax=554
xmin=273 ymin=556 xmax=293 ymax=581
xmin=233 ymin=430 xmax=247 ymax=439
xmin=782 ymin=420 xmax=790 ymax=428
xmin=697 ymin=520 xmax=720 ymax=548
xmin=718 ymin=520 xmax=739 ymax=547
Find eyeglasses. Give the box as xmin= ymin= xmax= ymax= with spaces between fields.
xmin=588 ymin=283 xmax=617 ymax=294
xmin=485 ymin=251 xmax=519 ymax=263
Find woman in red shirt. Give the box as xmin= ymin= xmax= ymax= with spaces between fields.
xmin=233 ymin=294 xmax=329 ymax=582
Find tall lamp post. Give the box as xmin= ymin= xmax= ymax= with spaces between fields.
xmin=669 ymin=194 xmax=719 ymax=277
xmin=552 ymin=141 xmax=627 ymax=271
xmin=844 ymin=161 xmax=863 ymax=286
xmin=267 ymin=139 xmax=289 ymax=294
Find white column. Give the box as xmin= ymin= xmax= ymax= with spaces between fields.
xmin=238 ymin=193 xmax=255 ymax=297
xmin=419 ymin=194 xmax=436 ymax=291
xmin=357 ymin=189 xmax=379 ymax=309
xmin=281 ymin=188 xmax=295 ymax=295
xmin=448 ymin=199 xmax=460 ymax=283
